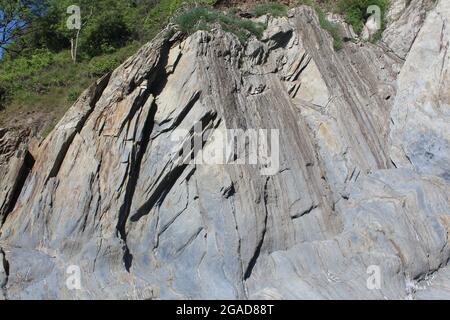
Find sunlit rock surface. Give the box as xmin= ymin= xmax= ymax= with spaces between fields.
xmin=0 ymin=1 xmax=448 ymax=299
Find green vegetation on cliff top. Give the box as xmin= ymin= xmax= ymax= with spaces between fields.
xmin=0 ymin=0 xmax=389 ymax=133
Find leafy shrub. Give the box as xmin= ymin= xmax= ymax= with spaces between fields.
xmin=174 ymin=7 xmax=265 ymax=44
xmin=82 ymin=15 xmax=132 ymax=57
xmin=249 ymin=3 xmax=289 ymax=17
xmin=88 ymin=43 xmax=139 ymax=76
xmin=88 ymin=55 xmax=120 ymax=76
xmin=0 ymin=49 xmax=54 ymax=101
xmin=336 ymin=0 xmax=389 ymax=35
xmin=141 ymin=0 xmax=218 ymax=41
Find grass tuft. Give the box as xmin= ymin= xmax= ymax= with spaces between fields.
xmin=174 ymin=6 xmax=265 ymax=44
xmin=297 ymin=0 xmax=344 ymax=51
xmin=249 ymin=3 xmax=289 ymax=18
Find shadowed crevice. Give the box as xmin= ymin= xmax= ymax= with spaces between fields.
xmin=1 ymin=150 xmax=35 ymax=226
xmin=115 ymin=37 xmax=175 ymax=272
xmin=244 ymin=177 xmax=270 ymax=280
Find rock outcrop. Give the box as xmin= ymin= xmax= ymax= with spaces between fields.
xmin=0 ymin=1 xmax=448 ymax=299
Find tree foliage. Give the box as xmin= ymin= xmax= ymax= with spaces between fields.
xmin=0 ymin=0 xmax=49 ymax=54
xmin=0 ymin=0 xmax=202 ymax=118
xmin=1 ymin=0 xmax=173 ymax=59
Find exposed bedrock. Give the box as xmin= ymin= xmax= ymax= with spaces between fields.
xmin=0 ymin=1 xmax=448 ymax=299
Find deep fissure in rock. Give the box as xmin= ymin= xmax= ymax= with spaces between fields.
xmin=244 ymin=176 xmax=270 ymax=280
xmin=115 ymin=39 xmax=175 ymax=272
xmin=1 ymin=150 xmax=34 ymax=226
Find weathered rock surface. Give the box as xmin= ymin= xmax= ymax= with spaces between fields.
xmin=248 ymin=169 xmax=450 ymax=299
xmin=415 ymin=266 xmax=450 ymax=299
xmin=0 ymin=247 xmax=8 ymax=299
xmin=390 ymin=0 xmax=450 ymax=181
xmin=0 ymin=1 xmax=448 ymax=299
xmin=382 ymin=0 xmax=436 ymax=59
xmin=0 ymin=128 xmax=34 ymax=226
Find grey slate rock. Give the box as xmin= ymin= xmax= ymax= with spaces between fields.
xmin=0 ymin=1 xmax=448 ymax=299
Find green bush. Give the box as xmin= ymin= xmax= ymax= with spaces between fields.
xmin=336 ymin=0 xmax=389 ymax=35
xmin=141 ymin=0 xmax=218 ymax=41
xmin=249 ymin=3 xmax=289 ymax=17
xmin=88 ymin=55 xmax=120 ymax=76
xmin=0 ymin=49 xmax=54 ymax=105
xmin=88 ymin=43 xmax=139 ymax=76
xmin=0 ymin=49 xmax=53 ymax=83
xmin=174 ymin=7 xmax=265 ymax=44
xmin=297 ymin=0 xmax=389 ymax=45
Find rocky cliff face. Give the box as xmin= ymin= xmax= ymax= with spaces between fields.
xmin=0 ymin=0 xmax=449 ymax=299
